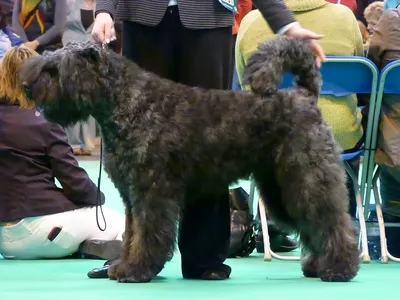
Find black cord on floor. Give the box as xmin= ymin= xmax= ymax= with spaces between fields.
xmin=96 ymin=139 xmax=107 ymax=231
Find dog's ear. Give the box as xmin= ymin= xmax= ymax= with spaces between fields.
xmin=20 ymin=56 xmax=56 ymax=83
xmin=20 ymin=56 xmax=60 ymax=103
xmin=80 ymin=45 xmax=102 ymax=61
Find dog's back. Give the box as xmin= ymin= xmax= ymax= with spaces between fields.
xmin=243 ymin=37 xmax=321 ymax=98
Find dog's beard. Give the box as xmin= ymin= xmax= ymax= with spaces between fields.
xmin=22 ymin=83 xmax=86 ymax=127
xmin=38 ymin=97 xmax=92 ymax=127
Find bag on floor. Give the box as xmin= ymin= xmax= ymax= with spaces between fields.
xmin=228 ymin=187 xmax=258 ymax=258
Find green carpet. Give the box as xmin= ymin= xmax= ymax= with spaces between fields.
xmin=0 ymin=161 xmax=398 ymax=300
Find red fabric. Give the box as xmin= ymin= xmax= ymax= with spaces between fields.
xmin=326 ymin=0 xmax=358 ymax=13
xmin=232 ymin=0 xmax=252 ymax=35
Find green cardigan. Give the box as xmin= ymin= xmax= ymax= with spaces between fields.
xmin=236 ymin=0 xmax=364 ymax=150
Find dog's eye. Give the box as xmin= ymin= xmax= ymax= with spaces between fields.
xmin=22 ymin=82 xmax=32 ymax=99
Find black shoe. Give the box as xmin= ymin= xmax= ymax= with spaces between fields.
xmin=270 ymin=234 xmax=298 ymax=252
xmin=256 ymin=229 xmax=298 ymax=253
xmin=78 ymin=240 xmax=122 ymax=261
xmin=87 ymin=253 xmax=174 ymax=279
xmin=87 ymin=265 xmax=110 ymax=279
xmin=183 ymin=264 xmax=231 ymax=280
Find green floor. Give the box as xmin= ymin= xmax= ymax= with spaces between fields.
xmin=0 ymin=161 xmax=398 ymax=300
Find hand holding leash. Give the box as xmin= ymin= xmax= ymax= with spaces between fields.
xmin=92 ymin=12 xmax=114 ymax=44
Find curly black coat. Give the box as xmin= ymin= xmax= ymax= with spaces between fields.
xmin=20 ymin=37 xmax=359 ymax=283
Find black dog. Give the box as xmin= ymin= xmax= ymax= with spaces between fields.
xmin=20 ymin=37 xmax=360 ymax=283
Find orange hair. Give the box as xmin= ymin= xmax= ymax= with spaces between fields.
xmin=0 ymin=46 xmax=38 ymax=108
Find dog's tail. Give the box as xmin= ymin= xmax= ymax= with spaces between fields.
xmin=243 ymin=37 xmax=321 ymax=97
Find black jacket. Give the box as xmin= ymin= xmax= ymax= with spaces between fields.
xmin=0 ymin=100 xmax=104 ymax=222
xmin=95 ymin=0 xmax=296 ymax=33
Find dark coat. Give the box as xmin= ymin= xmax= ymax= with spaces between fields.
xmin=0 ymin=100 xmax=104 ymax=222
xmin=367 ymin=7 xmax=400 ymax=168
xmin=95 ymin=0 xmax=296 ymax=33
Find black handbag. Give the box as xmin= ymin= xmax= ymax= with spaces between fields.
xmin=228 ymin=187 xmax=259 ymax=258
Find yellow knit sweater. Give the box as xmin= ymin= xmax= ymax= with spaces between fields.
xmin=236 ymin=0 xmax=364 ymax=150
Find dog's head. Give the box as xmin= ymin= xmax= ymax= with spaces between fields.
xmin=20 ymin=41 xmax=117 ymax=126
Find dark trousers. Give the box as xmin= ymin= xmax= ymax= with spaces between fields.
xmin=379 ymin=165 xmax=400 ymax=217
xmin=122 ymin=6 xmax=232 ymax=277
xmin=347 ymin=156 xmax=360 ymax=218
xmin=231 ymin=34 xmax=242 ymax=91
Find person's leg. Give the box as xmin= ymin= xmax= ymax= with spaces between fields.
xmin=228 ymin=34 xmax=237 ymax=90
xmin=231 ymin=34 xmax=242 ymax=91
xmin=232 ymin=65 xmax=242 ymax=91
xmin=379 ymin=165 xmax=400 ymax=217
xmin=177 ymin=26 xmax=233 ymax=89
xmin=176 ymin=25 xmax=233 ymax=279
xmin=121 ymin=7 xmax=178 ymax=81
xmin=66 ymin=120 xmax=96 ymax=155
xmin=346 ymin=156 xmax=360 ymax=218
xmin=179 ymin=190 xmax=231 ymax=279
xmin=39 ymin=206 xmax=124 ymax=259
xmin=379 ymin=165 xmax=400 ymax=256
xmin=80 ymin=117 xmax=96 ymax=152
xmin=65 ymin=123 xmax=84 ymax=153
xmin=0 ymin=206 xmax=124 ymax=259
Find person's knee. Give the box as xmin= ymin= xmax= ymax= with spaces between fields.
xmin=379 ymin=166 xmax=400 ymax=202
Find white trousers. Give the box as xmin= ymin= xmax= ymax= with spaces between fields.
xmin=0 ymin=206 xmax=124 ymax=259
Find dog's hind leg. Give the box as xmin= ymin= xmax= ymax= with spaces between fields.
xmin=276 ymin=154 xmax=360 ymax=282
xmin=254 ymin=151 xmax=359 ymax=282
xmin=253 ymin=166 xmax=296 ymax=235
xmin=254 ymin=168 xmax=319 ymax=278
xmin=299 ymin=234 xmax=319 ymax=278
xmin=109 ymin=179 xmax=181 ymax=283
xmin=315 ymin=216 xmax=359 ymax=282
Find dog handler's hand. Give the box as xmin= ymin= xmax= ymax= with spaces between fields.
xmin=92 ymin=12 xmax=114 ymax=44
xmin=284 ymin=23 xmax=326 ymax=68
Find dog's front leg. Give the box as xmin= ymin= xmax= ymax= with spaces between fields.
xmin=108 ymin=205 xmax=133 ymax=281
xmin=109 ymin=182 xmax=181 ymax=283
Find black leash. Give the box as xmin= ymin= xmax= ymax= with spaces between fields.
xmin=96 ymin=42 xmax=111 ymax=231
xmin=96 ymin=139 xmax=107 ymax=231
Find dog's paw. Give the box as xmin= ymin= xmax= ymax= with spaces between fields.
xmin=302 ymin=256 xmax=319 ymax=278
xmin=108 ymin=260 xmax=153 ymax=283
xmin=117 ymin=265 xmax=153 ymax=283
xmin=319 ymin=273 xmax=355 ymax=282
xmin=108 ymin=260 xmax=121 ymax=281
xmin=118 ymin=271 xmax=153 ymax=283
xmin=318 ymin=262 xmax=358 ymax=282
xmin=318 ymin=245 xmax=359 ymax=282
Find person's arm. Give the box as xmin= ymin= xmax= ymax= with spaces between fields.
xmin=367 ymin=11 xmax=392 ymax=67
xmin=252 ymin=0 xmax=296 ymax=34
xmin=7 ymin=28 xmax=25 ymax=46
xmin=11 ymin=0 xmax=28 ymax=41
xmin=35 ymin=0 xmax=67 ymax=46
xmin=47 ymin=123 xmax=105 ymax=206
xmin=95 ymin=0 xmax=119 ymax=18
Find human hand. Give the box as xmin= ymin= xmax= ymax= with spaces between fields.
xmin=23 ymin=40 xmax=39 ymax=50
xmin=285 ymin=23 xmax=326 ymax=68
xmin=92 ymin=12 xmax=114 ymax=44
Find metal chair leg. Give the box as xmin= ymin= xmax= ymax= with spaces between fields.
xmin=372 ymin=167 xmax=400 ymax=263
xmin=344 ymin=162 xmax=370 ymax=263
xmin=258 ymin=197 xmax=301 ymax=261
